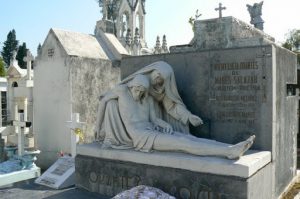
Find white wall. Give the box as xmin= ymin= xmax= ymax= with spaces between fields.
xmin=34 ymin=34 xmax=72 ymax=169
xmin=34 ymin=31 xmax=121 ymax=169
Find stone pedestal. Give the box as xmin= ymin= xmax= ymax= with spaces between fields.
xmin=76 ymin=143 xmax=272 ymax=199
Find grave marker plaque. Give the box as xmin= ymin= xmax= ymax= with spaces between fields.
xmin=35 ymin=156 xmax=75 ymax=189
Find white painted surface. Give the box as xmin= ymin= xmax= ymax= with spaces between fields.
xmin=77 ymin=143 xmax=271 ymax=178
xmin=66 ymin=113 xmax=85 ymax=157
xmin=34 ymin=32 xmax=72 ymax=168
xmin=35 ymin=156 xmax=75 ymax=189
xmin=34 ymin=28 xmax=120 ymax=169
xmin=5 ymin=54 xmax=34 ymax=148
xmin=0 ymin=167 xmax=41 ymax=187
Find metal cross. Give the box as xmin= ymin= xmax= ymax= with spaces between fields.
xmin=215 ymin=3 xmax=226 ymax=18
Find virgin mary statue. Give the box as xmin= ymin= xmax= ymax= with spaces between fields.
xmin=120 ymin=61 xmax=203 ymax=132
xmin=94 ymin=61 xmax=203 ymax=144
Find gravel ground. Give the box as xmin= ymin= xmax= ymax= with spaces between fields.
xmin=0 ymin=179 xmax=109 ymax=199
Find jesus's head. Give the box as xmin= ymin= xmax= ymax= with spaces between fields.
xmin=127 ymin=74 xmax=150 ymax=102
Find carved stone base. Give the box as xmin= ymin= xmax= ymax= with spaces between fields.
xmin=75 ymin=143 xmax=272 ymax=199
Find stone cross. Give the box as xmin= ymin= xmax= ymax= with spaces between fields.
xmin=215 ymin=3 xmax=226 ymax=18
xmin=23 ymin=50 xmax=34 ymax=81
xmin=66 ymin=113 xmax=85 ymax=157
xmin=12 ymin=119 xmax=31 ymax=156
xmin=10 ymin=51 xmax=18 ymax=66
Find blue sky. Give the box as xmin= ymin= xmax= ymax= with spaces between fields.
xmin=1 ymin=0 xmax=299 ymax=55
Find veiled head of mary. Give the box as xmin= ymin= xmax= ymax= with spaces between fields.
xmin=150 ymin=70 xmax=164 ymax=90
xmin=121 ymin=61 xmax=184 ymax=105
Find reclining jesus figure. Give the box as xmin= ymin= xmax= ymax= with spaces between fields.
xmin=95 ymin=74 xmax=255 ymax=159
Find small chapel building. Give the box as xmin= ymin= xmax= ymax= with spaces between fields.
xmin=34 ymin=27 xmax=127 ymax=168
xmin=1 ymin=53 xmax=34 ymax=149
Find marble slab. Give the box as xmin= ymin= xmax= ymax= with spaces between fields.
xmin=77 ymin=143 xmax=271 ymax=178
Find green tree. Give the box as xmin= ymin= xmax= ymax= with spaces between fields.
xmin=16 ymin=42 xmax=27 ymax=69
xmin=0 ymin=57 xmax=7 ymax=77
xmin=1 ymin=29 xmax=18 ymax=67
xmin=282 ymin=29 xmax=300 ymax=65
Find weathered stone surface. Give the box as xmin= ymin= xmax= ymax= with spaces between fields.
xmin=69 ymin=57 xmax=120 ymax=142
xmin=0 ymin=179 xmax=106 ymax=199
xmin=75 ymin=154 xmax=272 ymax=199
xmin=170 ymin=17 xmax=274 ymax=53
xmin=120 ymin=44 xmax=297 ymax=198
xmin=51 ymin=29 xmax=109 ymax=60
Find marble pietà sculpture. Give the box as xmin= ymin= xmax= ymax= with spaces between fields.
xmin=94 ymin=61 xmax=255 ymax=159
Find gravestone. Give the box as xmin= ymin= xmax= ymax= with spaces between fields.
xmin=76 ymin=17 xmax=298 ymax=199
xmin=35 ymin=113 xmax=85 ymax=189
xmin=35 ymin=156 xmax=75 ymax=189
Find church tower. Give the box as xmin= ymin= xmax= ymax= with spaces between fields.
xmin=96 ymin=0 xmax=147 ymax=54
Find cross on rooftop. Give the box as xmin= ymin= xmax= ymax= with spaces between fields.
xmin=215 ymin=3 xmax=226 ymax=18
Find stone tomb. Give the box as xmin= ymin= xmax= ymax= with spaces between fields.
xmin=76 ymin=44 xmax=297 ymax=198
xmin=119 ymin=45 xmax=298 ymax=198
xmin=76 ymin=17 xmax=297 ymax=199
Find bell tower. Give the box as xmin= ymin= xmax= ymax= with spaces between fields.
xmin=96 ymin=0 xmax=147 ymax=50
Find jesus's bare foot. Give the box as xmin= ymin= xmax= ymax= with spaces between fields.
xmin=227 ymin=135 xmax=256 ymax=159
